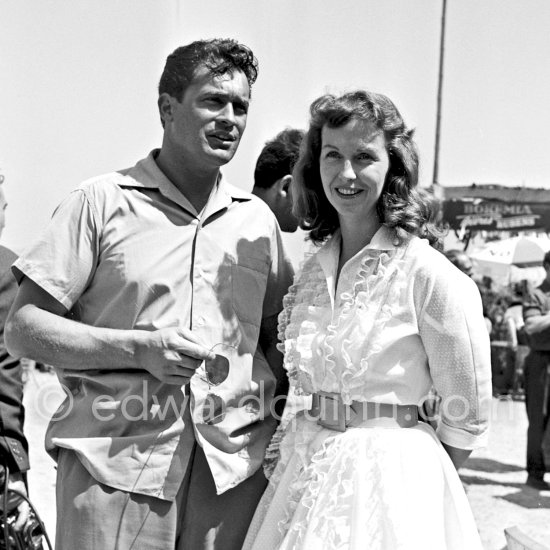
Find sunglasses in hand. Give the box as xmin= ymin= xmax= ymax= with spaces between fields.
xmin=196 ymin=343 xmax=235 ymax=425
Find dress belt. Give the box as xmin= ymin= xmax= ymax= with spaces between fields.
xmin=311 ymin=391 xmax=419 ymax=432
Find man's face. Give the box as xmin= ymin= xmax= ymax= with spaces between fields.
xmin=457 ymin=255 xmax=474 ymax=277
xmin=162 ymin=68 xmax=250 ymax=170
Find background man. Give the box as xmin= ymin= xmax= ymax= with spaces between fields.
xmin=444 ymin=249 xmax=474 ymax=278
xmin=252 ymin=127 xmax=304 ymax=233
xmin=0 ymin=175 xmax=30 ymax=531
xmin=445 ymin=249 xmax=493 ymax=334
xmin=522 ymin=250 xmax=550 ymax=490
xmin=5 ymin=39 xmax=293 ymax=549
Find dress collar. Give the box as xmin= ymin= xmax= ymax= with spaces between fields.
xmin=317 ymin=225 xmax=398 ymax=272
xmin=366 ymin=225 xmax=399 ymax=251
xmin=315 ymin=225 xmax=399 ymax=306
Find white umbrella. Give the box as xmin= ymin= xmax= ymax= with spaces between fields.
xmin=470 ymin=235 xmax=550 ymax=284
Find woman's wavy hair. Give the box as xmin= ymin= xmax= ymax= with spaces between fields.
xmin=292 ymin=90 xmax=446 ymax=247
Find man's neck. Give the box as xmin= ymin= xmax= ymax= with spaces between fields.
xmin=251 ymin=186 xmax=272 ymax=202
xmin=155 ymin=148 xmax=219 ymax=213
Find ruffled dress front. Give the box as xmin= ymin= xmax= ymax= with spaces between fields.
xmin=243 ymin=227 xmax=492 ymax=550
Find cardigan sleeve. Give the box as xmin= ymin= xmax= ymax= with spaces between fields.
xmin=416 ymin=258 xmax=492 ymax=450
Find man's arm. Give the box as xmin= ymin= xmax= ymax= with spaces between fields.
xmin=259 ymin=313 xmax=288 ymax=419
xmin=522 ymin=289 xmax=550 ymax=354
xmin=522 ymin=287 xmax=550 ymax=335
xmin=5 ymin=277 xmax=214 ymax=385
xmin=524 ymin=312 xmax=550 ymax=335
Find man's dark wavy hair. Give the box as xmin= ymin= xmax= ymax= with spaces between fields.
xmin=254 ymin=128 xmax=305 ymax=189
xmin=292 ymin=90 xmax=446 ymax=247
xmin=158 ymin=38 xmax=258 ymax=102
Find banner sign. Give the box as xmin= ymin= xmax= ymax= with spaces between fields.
xmin=443 ymin=199 xmax=550 ymax=232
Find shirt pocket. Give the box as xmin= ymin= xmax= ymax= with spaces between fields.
xmin=231 ymin=257 xmax=269 ymax=326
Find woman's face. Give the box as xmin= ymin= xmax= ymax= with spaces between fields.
xmin=319 ymin=118 xmax=390 ymax=226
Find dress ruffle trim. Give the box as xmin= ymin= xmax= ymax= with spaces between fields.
xmin=263 ymin=416 xmax=291 ymax=480
xmin=267 ymin=235 xmax=409 ymax=479
xmin=272 ymin=420 xmax=397 ymax=549
xmin=276 ymin=252 xmax=325 ymax=395
xmin=276 ymin=235 xmax=409 ymax=404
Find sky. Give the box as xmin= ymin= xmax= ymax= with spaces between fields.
xmin=1 ymin=0 xmax=550 ymax=257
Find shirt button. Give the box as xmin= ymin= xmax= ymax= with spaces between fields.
xmin=196 ymin=316 xmax=206 ymax=327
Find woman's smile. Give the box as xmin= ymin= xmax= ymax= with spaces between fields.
xmin=320 ymin=119 xmax=389 ymax=222
xmin=335 ymin=186 xmax=363 ymax=197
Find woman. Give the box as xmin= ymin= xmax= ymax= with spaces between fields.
xmin=244 ymin=91 xmax=491 ymax=549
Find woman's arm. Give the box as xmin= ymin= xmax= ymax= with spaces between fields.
xmin=415 ymin=254 xmax=492 ymax=463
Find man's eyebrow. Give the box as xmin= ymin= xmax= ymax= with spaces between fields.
xmin=203 ymin=89 xmax=248 ymax=100
xmin=202 ymin=89 xmax=249 ymax=107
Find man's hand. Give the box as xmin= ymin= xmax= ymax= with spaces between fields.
xmin=136 ymin=327 xmax=215 ymax=385
xmin=7 ymin=472 xmax=30 ymax=531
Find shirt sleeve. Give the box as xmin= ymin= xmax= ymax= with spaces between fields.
xmin=416 ymin=260 xmax=492 ymax=450
xmin=12 ymin=189 xmax=100 ymax=310
xmin=523 ymin=288 xmax=546 ymax=319
xmin=522 ymin=288 xmax=550 ymax=350
xmin=262 ymin=221 xmax=295 ymax=320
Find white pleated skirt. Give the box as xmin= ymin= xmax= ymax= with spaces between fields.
xmin=243 ymin=413 xmax=483 ymax=550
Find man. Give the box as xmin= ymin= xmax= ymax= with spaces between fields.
xmin=0 ymin=175 xmax=30 ymax=531
xmin=445 ymin=249 xmax=493 ymax=333
xmin=522 ymin=250 xmax=550 ymax=490
xmin=444 ymin=249 xmax=474 ymax=278
xmin=252 ymin=128 xmax=304 ymax=233
xmin=5 ymin=39 xmax=294 ymax=549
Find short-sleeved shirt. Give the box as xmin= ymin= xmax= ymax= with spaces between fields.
xmin=523 ymin=280 xmax=550 ymax=352
xmin=13 ymin=151 xmax=294 ymax=499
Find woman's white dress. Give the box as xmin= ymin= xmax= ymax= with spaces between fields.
xmin=243 ymin=227 xmax=492 ymax=550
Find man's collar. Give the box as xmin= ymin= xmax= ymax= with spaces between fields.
xmin=116 ymin=150 xmax=170 ymax=192
xmin=201 ymin=177 xmax=251 ymax=221
xmin=119 ymin=150 xmax=251 ymax=216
